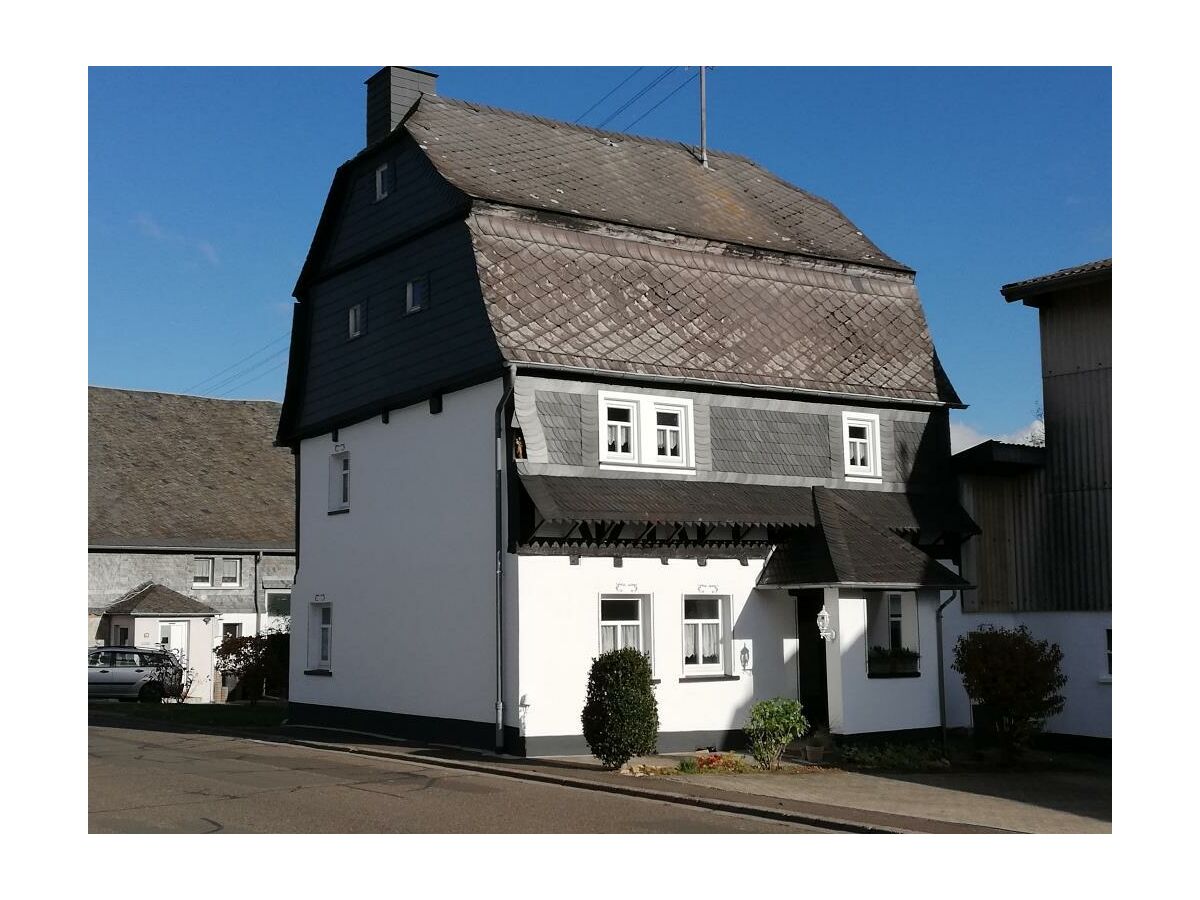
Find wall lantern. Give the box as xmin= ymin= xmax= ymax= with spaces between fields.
xmin=816 ymin=606 xmax=836 ymax=642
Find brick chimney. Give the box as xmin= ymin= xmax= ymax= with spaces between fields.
xmin=365 ymin=66 xmax=438 ymax=146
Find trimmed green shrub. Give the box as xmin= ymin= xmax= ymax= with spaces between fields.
xmin=952 ymin=624 xmax=1067 ymax=749
xmin=581 ymin=648 xmax=659 ymax=769
xmin=744 ymin=698 xmax=809 ymax=770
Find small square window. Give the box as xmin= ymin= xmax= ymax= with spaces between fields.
xmin=604 ymin=403 xmax=636 ymax=459
xmin=842 ymin=411 xmax=882 ymax=479
xmin=220 ymin=557 xmax=241 ymax=587
xmin=375 ymin=163 xmax=390 ymax=201
xmin=192 ymin=557 xmax=214 ymax=587
xmin=348 ymin=303 xmax=364 ymax=339
xmin=406 ymin=278 xmax=428 ymax=314
xmin=599 ymin=595 xmax=652 ymax=668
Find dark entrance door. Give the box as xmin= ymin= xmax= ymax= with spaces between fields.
xmin=793 ymin=590 xmax=829 ymax=728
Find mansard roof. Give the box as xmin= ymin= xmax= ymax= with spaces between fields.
xmin=404 ymin=95 xmax=908 ymax=270
xmin=89 ymin=387 xmax=295 ymax=550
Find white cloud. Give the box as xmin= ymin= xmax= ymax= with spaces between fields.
xmin=950 ymin=419 xmax=1044 ymax=453
xmin=132 ymin=212 xmax=219 ymax=266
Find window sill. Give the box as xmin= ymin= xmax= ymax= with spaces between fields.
xmin=1098 ymin=675 xmax=1112 ymax=684
xmin=867 ymin=671 xmax=921 ymax=679
xmin=844 ymin=475 xmax=883 ymax=484
xmin=327 ymin=508 xmax=350 ymax=516
xmin=678 ymin=674 xmax=740 ymax=683
xmin=304 ymin=668 xmax=333 ymax=677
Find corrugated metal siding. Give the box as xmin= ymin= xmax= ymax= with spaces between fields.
xmin=296 ymin=221 xmax=502 ymax=431
xmin=1039 ymin=286 xmax=1112 ymax=378
xmin=960 ymin=469 xmax=1051 ymax=613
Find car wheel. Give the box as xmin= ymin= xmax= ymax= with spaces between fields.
xmin=139 ymin=683 xmax=164 ymax=704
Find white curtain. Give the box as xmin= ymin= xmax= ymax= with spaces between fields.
xmin=684 ymin=623 xmax=697 ymax=664
xmin=702 ymin=623 xmax=720 ymax=664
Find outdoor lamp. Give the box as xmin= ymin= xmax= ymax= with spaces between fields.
xmin=816 ymin=606 xmax=836 ymax=642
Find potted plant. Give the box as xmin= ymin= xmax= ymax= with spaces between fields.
xmin=868 ymin=645 xmax=921 ymax=677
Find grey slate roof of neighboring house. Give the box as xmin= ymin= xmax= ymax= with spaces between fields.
xmin=89 ymin=387 xmax=295 ymax=550
xmin=758 ymin=488 xmax=970 ymax=589
xmin=104 ymin=582 xmax=218 ymax=617
xmin=406 ymin=95 xmax=908 ymax=271
xmin=1001 ymin=258 xmax=1111 ymax=302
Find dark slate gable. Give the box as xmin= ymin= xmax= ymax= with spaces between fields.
xmin=105 ymin=582 xmax=219 ymax=617
xmin=89 ymin=387 xmax=295 ymax=550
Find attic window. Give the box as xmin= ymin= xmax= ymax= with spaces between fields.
xmin=348 ymin=303 xmax=365 ymax=339
xmin=406 ymin=277 xmax=429 ymax=314
xmin=374 ymin=163 xmax=390 ymax=201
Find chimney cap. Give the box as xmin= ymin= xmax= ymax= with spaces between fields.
xmin=365 ymin=65 xmax=439 ymax=85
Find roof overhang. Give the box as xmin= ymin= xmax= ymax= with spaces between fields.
xmin=1001 ymin=258 xmax=1112 ymax=307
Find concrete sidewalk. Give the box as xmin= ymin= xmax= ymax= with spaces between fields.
xmin=277 ymin=728 xmax=1108 ymax=833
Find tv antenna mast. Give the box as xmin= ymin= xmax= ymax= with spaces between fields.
xmin=699 ymin=65 xmax=709 ymax=168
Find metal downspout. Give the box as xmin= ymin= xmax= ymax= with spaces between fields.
xmin=936 ymin=591 xmax=960 ymax=755
xmin=494 ymin=365 xmax=516 ymax=751
xmin=254 ymin=551 xmax=263 ymax=635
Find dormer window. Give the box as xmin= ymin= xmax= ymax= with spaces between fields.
xmin=348 ymin=303 xmax=364 ymax=339
xmin=598 ymin=391 xmax=693 ymax=470
xmin=604 ymin=402 xmax=636 ymax=460
xmin=374 ymin=163 xmax=390 ymax=201
xmin=842 ymin=411 xmax=881 ymax=480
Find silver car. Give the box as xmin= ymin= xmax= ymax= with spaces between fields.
xmin=88 ymin=646 xmax=183 ymax=702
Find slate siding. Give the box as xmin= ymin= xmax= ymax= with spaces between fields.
xmin=295 ymin=220 xmax=502 ymax=433
xmin=89 ymin=551 xmax=295 ymax=616
xmin=514 ymin=374 xmax=944 ymax=491
xmin=710 ymin=406 xmax=829 ymax=478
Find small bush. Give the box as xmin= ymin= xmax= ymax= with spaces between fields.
xmin=952 ymin=624 xmax=1067 ymax=749
xmin=839 ymin=741 xmax=949 ymax=770
xmin=581 ymin=647 xmax=659 ymax=769
xmin=676 ymin=757 xmax=699 ymax=774
xmin=744 ymin=698 xmax=809 ymax=770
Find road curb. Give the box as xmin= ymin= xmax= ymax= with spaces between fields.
xmin=277 ymin=728 xmax=903 ymax=833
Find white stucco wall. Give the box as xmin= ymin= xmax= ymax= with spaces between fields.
xmin=825 ymin=588 xmax=942 ymax=735
xmin=112 ymin=615 xmax=219 ymax=703
xmin=941 ymin=604 xmax=1111 ymax=739
xmin=515 ymin=555 xmax=799 ymax=742
xmin=289 ymin=379 xmax=504 ymax=727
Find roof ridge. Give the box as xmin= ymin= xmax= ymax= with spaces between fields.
xmin=419 ymin=94 xmax=759 ymax=166
xmin=88 ymin=385 xmax=283 ymax=405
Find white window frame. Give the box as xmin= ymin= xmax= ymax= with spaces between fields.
xmin=888 ymin=592 xmax=903 ymax=651
xmin=681 ymin=594 xmax=729 ymax=677
xmin=842 ymin=411 xmax=882 ymax=481
xmin=329 ymin=450 xmax=350 ymax=512
xmin=374 ymin=163 xmax=389 ymax=201
xmin=598 ymin=391 xmax=695 ymax=471
xmin=219 ymin=557 xmax=242 ymax=588
xmin=266 ymin=590 xmax=292 ymax=618
xmin=310 ymin=602 xmax=332 ymax=670
xmin=192 ymin=556 xmax=214 ymax=588
xmin=597 ymin=593 xmax=653 ymax=673
xmin=406 ymin=277 xmax=428 ymax=314
xmin=348 ymin=303 xmax=364 ymax=339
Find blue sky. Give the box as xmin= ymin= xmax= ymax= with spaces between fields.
xmin=88 ymin=66 xmax=1110 ymax=443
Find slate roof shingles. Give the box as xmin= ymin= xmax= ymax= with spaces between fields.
xmin=89 ymin=387 xmax=295 ymax=550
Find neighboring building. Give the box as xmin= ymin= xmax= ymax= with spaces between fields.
xmin=945 ymin=259 xmax=1112 ymax=747
xmin=89 ymin=387 xmax=296 ymax=703
xmin=277 ymin=67 xmax=977 ymax=754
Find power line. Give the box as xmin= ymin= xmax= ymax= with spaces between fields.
xmin=184 ymin=330 xmax=291 ymax=394
xmin=217 ymin=358 xmax=290 ymax=398
xmin=596 ymin=67 xmax=678 ymax=129
xmin=574 ymin=67 xmax=644 ymax=124
xmin=205 ymin=346 xmax=291 ymax=396
xmin=624 ymin=70 xmax=699 ymax=131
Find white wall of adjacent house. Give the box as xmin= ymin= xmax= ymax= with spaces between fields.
xmin=940 ymin=605 xmax=1112 ymax=739
xmin=824 ymin=588 xmax=943 ymax=735
xmin=289 ymin=378 xmax=504 ymax=727
xmin=515 ymin=555 xmax=799 ymax=745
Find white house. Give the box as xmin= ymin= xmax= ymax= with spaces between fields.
xmin=89 ymin=387 xmax=296 ymax=702
xmin=277 ymin=68 xmax=977 ymax=754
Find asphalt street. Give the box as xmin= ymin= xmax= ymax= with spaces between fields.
xmin=88 ymin=724 xmax=822 ymax=833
